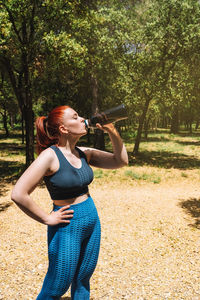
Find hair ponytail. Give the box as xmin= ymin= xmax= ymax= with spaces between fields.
xmin=35 ymin=116 xmax=57 ymax=154
xmin=35 ymin=105 xmax=70 ymax=154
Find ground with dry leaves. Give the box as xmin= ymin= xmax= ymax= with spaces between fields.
xmin=1 ymin=175 xmax=200 ymax=300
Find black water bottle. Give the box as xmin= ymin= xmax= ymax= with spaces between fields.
xmin=84 ymin=104 xmax=128 ymax=129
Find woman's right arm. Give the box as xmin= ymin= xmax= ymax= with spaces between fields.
xmin=11 ymin=148 xmax=73 ymax=225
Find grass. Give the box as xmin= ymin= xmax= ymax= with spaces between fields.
xmin=95 ymin=128 xmax=200 ymax=185
xmin=124 ymin=170 xmax=161 ymax=184
xmin=1 ymin=128 xmax=200 ymax=189
xmin=93 ymin=169 xmax=104 ymax=178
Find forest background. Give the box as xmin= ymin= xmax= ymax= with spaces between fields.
xmin=0 ymin=0 xmax=200 ymax=166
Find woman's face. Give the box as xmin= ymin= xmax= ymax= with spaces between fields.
xmin=61 ymin=108 xmax=87 ymax=136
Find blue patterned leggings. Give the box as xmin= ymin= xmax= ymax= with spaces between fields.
xmin=36 ymin=196 xmax=101 ymax=300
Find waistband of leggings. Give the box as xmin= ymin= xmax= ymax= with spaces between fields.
xmin=53 ymin=195 xmax=96 ymax=219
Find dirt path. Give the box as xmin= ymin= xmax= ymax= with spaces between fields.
xmin=0 ymin=180 xmax=200 ymax=300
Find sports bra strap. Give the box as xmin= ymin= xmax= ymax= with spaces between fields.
xmin=50 ymin=145 xmax=86 ymax=160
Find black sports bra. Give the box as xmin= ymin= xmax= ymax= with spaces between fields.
xmin=44 ymin=146 xmax=94 ymax=200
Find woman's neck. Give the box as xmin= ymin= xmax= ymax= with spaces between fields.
xmin=57 ymin=136 xmax=79 ymax=153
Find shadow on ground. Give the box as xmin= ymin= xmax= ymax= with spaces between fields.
xmin=0 ymin=201 xmax=13 ymax=212
xmin=128 ymin=150 xmax=200 ymax=170
xmin=0 ymin=182 xmax=9 ymax=196
xmin=0 ymin=159 xmax=24 ymax=197
xmin=0 ymin=160 xmax=24 ymax=181
xmin=179 ymin=197 xmax=200 ymax=229
xmin=0 ymin=142 xmax=24 ymax=153
xmin=0 ymin=131 xmax=22 ymax=140
xmin=175 ymin=140 xmax=200 ymax=146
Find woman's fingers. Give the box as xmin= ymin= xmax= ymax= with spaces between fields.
xmin=61 ymin=214 xmax=73 ymax=219
xmin=59 ymin=205 xmax=71 ymax=211
xmin=47 ymin=205 xmax=74 ymax=225
xmin=61 ymin=219 xmax=71 ymax=223
xmin=95 ymin=123 xmax=103 ymax=130
xmin=57 ymin=206 xmax=74 ymax=222
xmin=60 ymin=213 xmax=73 ymax=223
xmin=61 ymin=210 xmax=74 ymax=218
xmin=96 ymin=122 xmax=115 ymax=132
xmin=59 ymin=206 xmax=74 ymax=215
xmin=62 ymin=209 xmax=74 ymax=215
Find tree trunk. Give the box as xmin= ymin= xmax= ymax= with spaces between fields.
xmin=91 ymin=74 xmax=99 ymax=115
xmin=133 ymin=97 xmax=151 ymax=155
xmin=10 ymin=113 xmax=14 ymax=129
xmin=23 ymin=104 xmax=34 ymax=167
xmin=189 ymin=121 xmax=193 ymax=133
xmin=185 ymin=122 xmax=188 ymax=131
xmin=144 ymin=115 xmax=150 ymax=140
xmin=3 ymin=112 xmax=9 ymax=138
xmin=21 ymin=110 xmax=25 ymax=144
xmin=93 ymin=129 xmax=105 ymax=150
xmin=86 ymin=128 xmax=91 ymax=145
xmin=170 ymin=105 xmax=179 ymax=134
xmin=91 ymin=73 xmax=105 ymax=150
xmin=195 ymin=119 xmax=199 ymax=130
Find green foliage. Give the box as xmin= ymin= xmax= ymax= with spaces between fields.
xmin=1 ymin=0 xmax=200 ymax=162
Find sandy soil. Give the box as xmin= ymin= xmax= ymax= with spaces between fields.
xmin=0 ymin=179 xmax=200 ymax=300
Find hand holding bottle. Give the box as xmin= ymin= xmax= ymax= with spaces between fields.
xmin=95 ymin=122 xmax=115 ymax=133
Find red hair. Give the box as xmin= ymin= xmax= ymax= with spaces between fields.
xmin=35 ymin=105 xmax=70 ymax=154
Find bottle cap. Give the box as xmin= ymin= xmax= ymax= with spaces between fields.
xmin=84 ymin=119 xmax=89 ymax=129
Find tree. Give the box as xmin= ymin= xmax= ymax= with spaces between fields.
xmin=125 ymin=0 xmax=200 ymax=154
xmin=0 ymin=73 xmax=19 ymax=137
xmin=0 ymin=0 xmax=45 ymax=165
xmin=37 ymin=1 xmax=133 ymax=149
xmin=0 ymin=0 xmax=97 ymax=164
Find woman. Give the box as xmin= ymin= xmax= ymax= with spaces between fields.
xmin=11 ymin=105 xmax=128 ymax=299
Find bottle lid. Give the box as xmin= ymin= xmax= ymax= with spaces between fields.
xmin=84 ymin=119 xmax=89 ymax=129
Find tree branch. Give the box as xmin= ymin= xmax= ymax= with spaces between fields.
xmin=4 ymin=4 xmax=23 ymax=44
xmin=29 ymin=1 xmax=36 ymax=43
xmin=0 ymin=56 xmax=23 ymax=108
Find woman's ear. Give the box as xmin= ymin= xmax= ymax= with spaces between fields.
xmin=59 ymin=124 xmax=69 ymax=134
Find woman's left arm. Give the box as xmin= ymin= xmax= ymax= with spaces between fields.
xmin=80 ymin=123 xmax=128 ymax=169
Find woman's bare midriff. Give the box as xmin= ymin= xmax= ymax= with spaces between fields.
xmin=53 ymin=193 xmax=89 ymax=206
